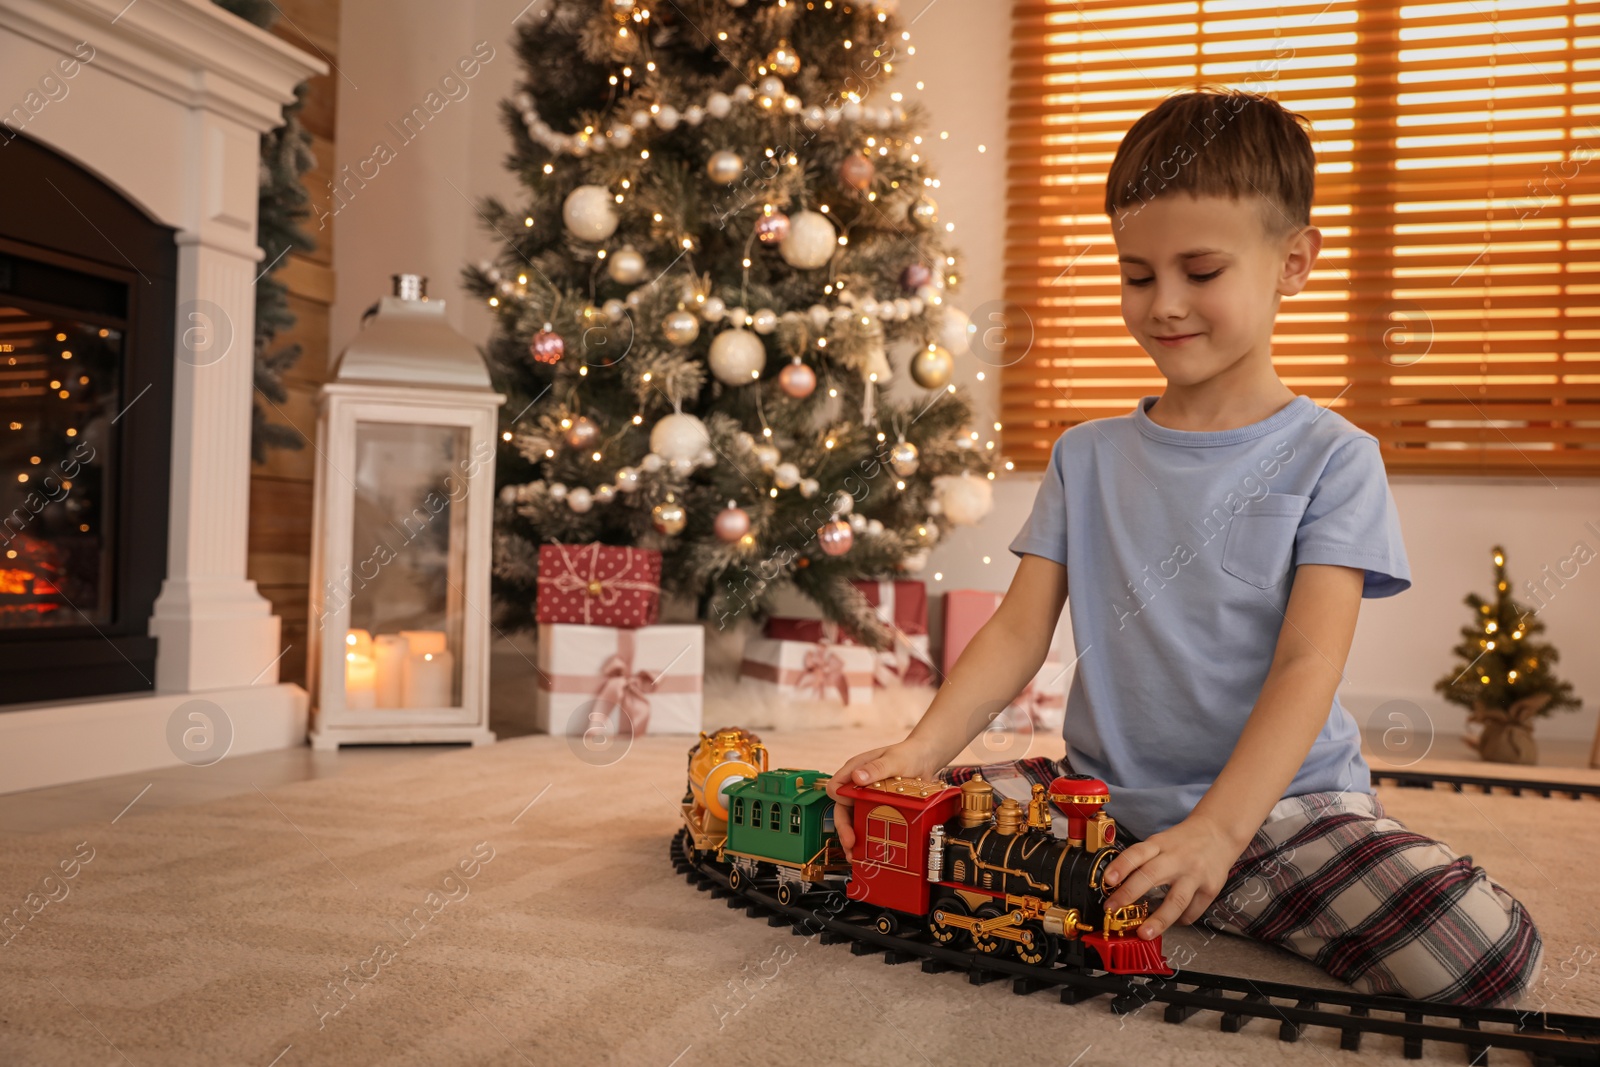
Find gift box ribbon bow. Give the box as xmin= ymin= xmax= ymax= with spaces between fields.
xmin=544 ymin=543 xmax=661 ymax=623
xmin=544 ymin=629 xmax=701 ymax=737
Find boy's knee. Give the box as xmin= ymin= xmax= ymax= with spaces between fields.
xmin=1354 ymin=883 xmax=1543 ymax=1008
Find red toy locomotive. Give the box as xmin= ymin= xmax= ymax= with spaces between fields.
xmin=680 ymin=727 xmax=1171 ymax=976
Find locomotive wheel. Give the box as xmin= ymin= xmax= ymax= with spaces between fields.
xmin=777 ymin=882 xmax=798 ymax=906
xmin=728 ymin=866 xmax=745 ymax=892
xmin=1013 ymin=922 xmax=1058 ymax=967
xmin=874 ymin=911 xmax=900 ymax=936
xmin=927 ymin=897 xmax=971 ymax=949
xmin=970 ymin=904 xmax=1006 ymax=955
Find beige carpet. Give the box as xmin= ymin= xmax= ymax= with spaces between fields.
xmin=2 ymin=716 xmax=1598 ymax=1067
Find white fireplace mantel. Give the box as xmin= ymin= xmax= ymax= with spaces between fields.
xmin=0 ymin=0 xmax=326 ymax=792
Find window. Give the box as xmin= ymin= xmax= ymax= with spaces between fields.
xmin=732 ymin=797 xmax=744 ymax=825
xmin=864 ymin=804 xmax=909 ymax=867
xmin=770 ymin=803 xmax=782 ymax=832
xmin=1004 ymin=0 xmax=1600 ymax=476
xmin=752 ymin=800 xmax=763 ymax=828
xmin=823 ymin=804 xmax=836 ymax=833
xmin=789 ymin=806 xmax=802 ymax=834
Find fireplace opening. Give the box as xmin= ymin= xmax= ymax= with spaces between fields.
xmin=0 ymin=257 xmax=125 ymax=630
xmin=0 ymin=132 xmax=175 ymax=706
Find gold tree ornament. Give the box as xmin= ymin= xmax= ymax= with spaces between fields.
xmin=652 ymin=496 xmax=687 ymax=536
xmin=909 ymin=345 xmax=953 ymax=389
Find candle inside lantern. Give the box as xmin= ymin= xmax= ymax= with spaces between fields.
xmin=344 ymin=651 xmax=377 ymax=710
xmin=345 ymin=628 xmax=374 ymax=660
xmin=374 ymin=633 xmax=408 ymax=708
xmin=401 ymin=630 xmax=448 ymax=656
xmin=403 ymin=649 xmax=454 ymax=708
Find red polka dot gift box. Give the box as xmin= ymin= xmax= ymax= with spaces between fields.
xmin=535 ymin=543 xmax=662 ymax=628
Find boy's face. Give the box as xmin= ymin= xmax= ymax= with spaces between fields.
xmin=1112 ymin=193 xmax=1320 ymax=389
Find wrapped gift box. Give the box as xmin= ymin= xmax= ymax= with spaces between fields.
xmin=740 ymin=635 xmax=875 ymax=706
xmin=762 ymin=580 xmax=935 ymax=688
xmin=993 ymin=651 xmax=1067 ymax=732
xmin=942 ymin=589 xmax=1004 ymax=674
xmin=854 ymin=579 xmax=935 ymax=688
xmin=533 ymin=623 xmax=703 ymax=735
xmin=536 ymin=543 xmax=662 ymax=628
xmin=944 ymin=589 xmax=1066 ymax=731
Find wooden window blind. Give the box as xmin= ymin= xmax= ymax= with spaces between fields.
xmin=1002 ymin=0 xmax=1600 ymax=476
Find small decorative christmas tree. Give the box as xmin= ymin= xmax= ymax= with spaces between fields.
xmin=1434 ymin=545 xmax=1580 ymax=764
xmin=465 ymin=0 xmax=997 ymax=646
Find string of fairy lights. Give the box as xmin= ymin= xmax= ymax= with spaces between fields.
xmin=478 ymin=0 xmax=1005 ymax=570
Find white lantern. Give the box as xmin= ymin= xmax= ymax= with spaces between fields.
xmin=308 ymin=275 xmax=504 ymax=748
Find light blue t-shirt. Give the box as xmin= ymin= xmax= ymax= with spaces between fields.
xmin=1010 ymin=394 xmax=1410 ymax=841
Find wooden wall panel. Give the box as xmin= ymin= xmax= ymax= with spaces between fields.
xmin=247 ymin=0 xmax=339 ymax=689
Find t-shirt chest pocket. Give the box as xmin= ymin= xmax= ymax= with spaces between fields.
xmin=1221 ymin=493 xmax=1311 ymax=589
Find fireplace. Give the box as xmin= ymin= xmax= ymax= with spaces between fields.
xmin=0 ymin=0 xmax=322 ymax=793
xmin=0 ymin=133 xmax=175 ymax=705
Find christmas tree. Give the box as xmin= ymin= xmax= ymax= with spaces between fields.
xmin=465 ymin=0 xmax=996 ymax=645
xmin=1434 ymin=545 xmax=1579 ymax=761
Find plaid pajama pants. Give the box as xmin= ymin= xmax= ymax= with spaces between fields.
xmin=935 ymin=756 xmax=1545 ymax=1008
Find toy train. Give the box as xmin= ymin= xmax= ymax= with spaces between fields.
xmin=679 ymin=726 xmax=1171 ymax=976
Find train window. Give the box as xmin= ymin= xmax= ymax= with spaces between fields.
xmin=769 ymin=803 xmax=781 ymax=831
xmin=789 ymin=806 xmax=801 ymax=834
xmin=752 ymin=800 xmax=763 ymax=827
xmin=864 ymin=805 xmax=908 ymax=866
xmin=822 ymin=804 xmax=836 ymax=833
xmin=732 ymin=797 xmax=744 ymax=825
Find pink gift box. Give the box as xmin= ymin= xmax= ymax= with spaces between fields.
xmin=740 ymin=635 xmax=875 ymax=706
xmin=941 ymin=589 xmax=1003 ymax=675
xmin=533 ymin=623 xmax=703 ymax=735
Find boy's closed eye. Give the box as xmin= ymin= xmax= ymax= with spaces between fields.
xmin=1122 ymin=268 xmax=1224 ymax=287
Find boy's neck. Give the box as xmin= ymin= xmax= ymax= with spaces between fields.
xmin=1146 ymin=358 xmax=1297 ymax=433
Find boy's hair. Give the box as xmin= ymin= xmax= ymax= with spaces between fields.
xmin=1105 ymin=88 xmax=1316 ymax=236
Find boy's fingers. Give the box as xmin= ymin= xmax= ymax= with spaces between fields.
xmin=1103 ymin=840 xmax=1157 ymax=894
xmin=1141 ymin=879 xmax=1195 ymax=940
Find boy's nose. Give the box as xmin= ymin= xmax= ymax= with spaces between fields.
xmin=1150 ymin=284 xmax=1187 ymax=322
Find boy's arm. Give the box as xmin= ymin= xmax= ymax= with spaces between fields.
xmin=905 ymin=553 xmax=1071 ymax=769
xmin=1103 ymin=562 xmax=1365 ymax=938
xmin=825 ymin=554 xmax=1069 ymax=856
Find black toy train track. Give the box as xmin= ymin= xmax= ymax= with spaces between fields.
xmin=1371 ymin=769 xmax=1600 ymax=801
xmin=672 ymin=829 xmax=1600 ymax=1065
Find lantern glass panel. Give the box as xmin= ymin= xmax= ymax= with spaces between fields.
xmin=345 ymin=421 xmax=468 ymax=710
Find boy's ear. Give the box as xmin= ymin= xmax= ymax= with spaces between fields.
xmin=1278 ymin=226 xmax=1323 ymax=297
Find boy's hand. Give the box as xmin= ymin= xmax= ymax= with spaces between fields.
xmin=1100 ymin=814 xmax=1244 ymax=940
xmin=824 ymin=738 xmax=940 ymax=861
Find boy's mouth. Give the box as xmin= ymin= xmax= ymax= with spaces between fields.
xmin=1151 ymin=332 xmax=1200 ymax=348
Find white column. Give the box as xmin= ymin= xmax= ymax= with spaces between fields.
xmin=147 ymin=111 xmax=282 ymax=692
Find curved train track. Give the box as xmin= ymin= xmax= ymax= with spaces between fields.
xmin=673 ymin=829 xmax=1600 ymax=1065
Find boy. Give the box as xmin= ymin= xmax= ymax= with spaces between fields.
xmin=825 ymin=89 xmax=1543 ymax=1008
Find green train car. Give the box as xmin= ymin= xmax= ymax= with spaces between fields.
xmin=720 ymin=768 xmax=850 ymax=905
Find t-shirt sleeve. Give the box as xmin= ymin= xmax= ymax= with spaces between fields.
xmin=1295 ymin=436 xmax=1411 ymax=598
xmin=1008 ymin=432 xmax=1070 ymax=566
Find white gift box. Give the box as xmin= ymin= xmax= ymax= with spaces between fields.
xmin=994 ymin=644 xmax=1066 ymax=732
xmin=533 ymin=623 xmax=704 ymax=735
xmin=740 ymin=635 xmax=876 ymax=706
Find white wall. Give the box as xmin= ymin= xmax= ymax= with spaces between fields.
xmin=333 ymin=0 xmax=1600 ymax=745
